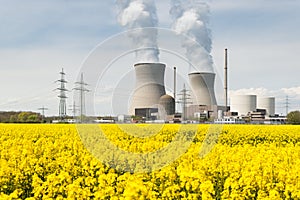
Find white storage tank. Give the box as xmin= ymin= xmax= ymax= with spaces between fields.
xmin=218 ymin=110 xmax=223 ymax=119
xmin=257 ymin=97 xmax=275 ymax=116
xmin=230 ymin=95 xmax=257 ymax=116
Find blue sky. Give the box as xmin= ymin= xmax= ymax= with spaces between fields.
xmin=0 ymin=0 xmax=299 ymax=116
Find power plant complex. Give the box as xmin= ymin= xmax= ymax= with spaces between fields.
xmin=50 ymin=1 xmax=286 ymax=124
xmin=51 ymin=50 xmax=283 ymax=124
xmin=128 ymin=59 xmax=220 ymax=122
xmin=9 ymin=1 xmax=290 ymax=125
xmin=128 ymin=49 xmax=282 ymax=124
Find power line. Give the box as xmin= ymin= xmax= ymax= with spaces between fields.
xmin=73 ymin=73 xmax=90 ymax=123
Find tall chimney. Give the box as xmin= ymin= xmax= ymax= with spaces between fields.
xmin=224 ymin=48 xmax=228 ymax=112
xmin=174 ymin=67 xmax=176 ymax=102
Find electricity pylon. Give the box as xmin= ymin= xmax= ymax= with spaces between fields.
xmin=73 ymin=73 xmax=90 ymax=123
xmin=68 ymin=101 xmax=79 ymax=119
xmin=178 ymin=84 xmax=192 ymax=121
xmin=56 ymin=68 xmax=68 ymax=120
xmin=38 ymin=106 xmax=48 ymax=123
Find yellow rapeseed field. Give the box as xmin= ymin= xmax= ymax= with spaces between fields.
xmin=1 ymin=124 xmax=300 ymax=199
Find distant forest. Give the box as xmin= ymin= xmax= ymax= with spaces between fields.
xmin=0 ymin=111 xmax=45 ymax=123
xmin=0 ymin=111 xmax=69 ymax=123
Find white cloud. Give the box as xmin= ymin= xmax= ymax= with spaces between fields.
xmin=281 ymin=87 xmax=300 ymax=98
xmin=229 ymin=87 xmax=273 ymax=97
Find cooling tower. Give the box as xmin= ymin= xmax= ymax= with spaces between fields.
xmin=257 ymin=97 xmax=275 ymax=116
xmin=129 ymin=63 xmax=166 ymax=115
xmin=230 ymin=95 xmax=257 ymax=116
xmin=188 ymin=72 xmax=217 ymax=106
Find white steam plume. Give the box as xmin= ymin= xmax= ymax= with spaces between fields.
xmin=170 ymin=0 xmax=214 ymax=73
xmin=117 ymin=0 xmax=160 ymax=63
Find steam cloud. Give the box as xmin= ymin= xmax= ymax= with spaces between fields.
xmin=170 ymin=0 xmax=214 ymax=73
xmin=117 ymin=0 xmax=160 ymax=63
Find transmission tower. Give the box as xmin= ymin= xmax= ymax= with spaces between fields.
xmin=285 ymin=95 xmax=290 ymax=116
xmin=73 ymin=73 xmax=90 ymax=123
xmin=178 ymin=84 xmax=192 ymax=121
xmin=56 ymin=68 xmax=68 ymax=120
xmin=38 ymin=106 xmax=48 ymax=123
xmin=68 ymin=101 xmax=79 ymax=119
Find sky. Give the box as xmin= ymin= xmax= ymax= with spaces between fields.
xmin=0 ymin=0 xmax=300 ymax=116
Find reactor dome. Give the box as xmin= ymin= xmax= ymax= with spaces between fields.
xmin=159 ymin=95 xmax=175 ymax=115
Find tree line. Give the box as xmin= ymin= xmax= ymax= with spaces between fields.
xmin=0 ymin=111 xmax=44 ymax=123
xmin=1 ymin=110 xmax=300 ymax=124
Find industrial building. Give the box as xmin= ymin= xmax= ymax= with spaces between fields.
xmin=257 ymin=97 xmax=275 ymax=116
xmin=129 ymin=61 xmax=220 ymax=122
xmin=128 ymin=50 xmax=281 ymax=124
xmin=213 ymin=94 xmax=283 ymax=124
xmin=230 ymin=95 xmax=257 ymax=116
xmin=229 ymin=95 xmax=276 ymax=118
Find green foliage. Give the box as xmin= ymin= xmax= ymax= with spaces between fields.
xmin=286 ymin=111 xmax=300 ymax=125
xmin=0 ymin=111 xmax=41 ymax=123
xmin=18 ymin=112 xmax=29 ymax=122
xmin=27 ymin=114 xmax=39 ymax=123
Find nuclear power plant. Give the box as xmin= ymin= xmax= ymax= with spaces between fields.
xmin=129 ymin=61 xmax=222 ymax=121
xmin=116 ymin=0 xmax=285 ymax=124
xmin=128 ymin=49 xmax=283 ymax=124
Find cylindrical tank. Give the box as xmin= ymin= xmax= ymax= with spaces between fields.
xmin=188 ymin=72 xmax=217 ymax=106
xmin=218 ymin=110 xmax=223 ymax=119
xmin=129 ymin=63 xmax=166 ymax=115
xmin=257 ymin=97 xmax=275 ymax=116
xmin=159 ymin=95 xmax=175 ymax=115
xmin=230 ymin=95 xmax=257 ymax=116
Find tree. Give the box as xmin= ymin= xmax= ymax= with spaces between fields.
xmin=286 ymin=111 xmax=300 ymax=124
xmin=18 ymin=112 xmax=29 ymax=123
xmin=131 ymin=115 xmax=143 ymax=123
xmin=27 ymin=114 xmax=38 ymax=123
xmin=9 ymin=115 xmax=18 ymax=123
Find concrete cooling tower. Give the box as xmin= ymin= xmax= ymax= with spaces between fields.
xmin=230 ymin=95 xmax=257 ymax=116
xmin=257 ymin=97 xmax=275 ymax=116
xmin=188 ymin=72 xmax=217 ymax=106
xmin=129 ymin=63 xmax=166 ymax=115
